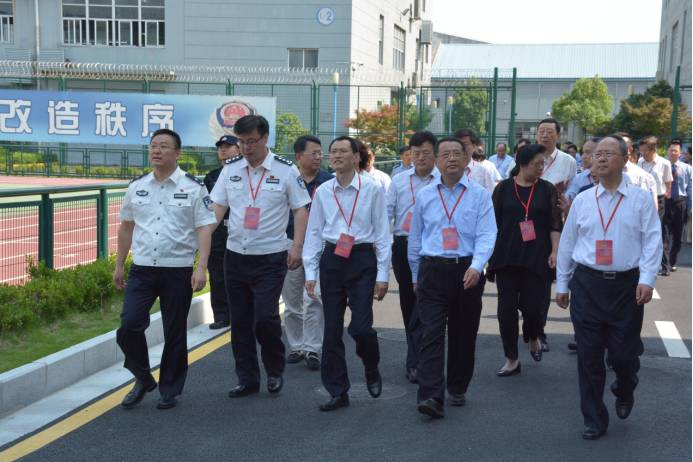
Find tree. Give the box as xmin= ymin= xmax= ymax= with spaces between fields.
xmin=347 ymin=104 xmax=400 ymax=150
xmin=450 ymin=79 xmax=488 ymax=135
xmin=552 ymin=76 xmax=613 ymax=134
xmin=274 ymin=112 xmax=310 ymax=153
xmin=596 ymin=80 xmax=692 ymax=140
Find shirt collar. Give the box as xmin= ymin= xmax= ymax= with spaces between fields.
xmin=239 ymin=149 xmax=274 ymax=171
xmin=407 ymin=166 xmax=440 ymax=179
xmin=595 ymin=175 xmax=629 ymax=197
xmin=336 ymin=172 xmax=362 ymax=191
xmin=435 ymin=171 xmax=470 ymax=190
xmin=147 ymin=167 xmax=183 ymax=185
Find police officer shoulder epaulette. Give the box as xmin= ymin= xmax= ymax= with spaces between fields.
xmin=185 ymin=172 xmax=205 ymax=186
xmin=274 ymin=155 xmax=294 ymax=167
xmin=224 ymin=155 xmax=243 ymax=165
xmin=129 ymin=173 xmax=147 ymax=184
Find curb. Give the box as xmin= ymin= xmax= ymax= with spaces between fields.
xmin=0 ymin=293 xmax=213 ymax=418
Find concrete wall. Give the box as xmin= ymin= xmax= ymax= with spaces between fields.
xmin=658 ymin=0 xmax=691 ymax=113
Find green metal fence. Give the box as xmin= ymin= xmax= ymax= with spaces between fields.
xmin=0 ymin=184 xmax=127 ymax=284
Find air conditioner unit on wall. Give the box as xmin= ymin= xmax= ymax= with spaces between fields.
xmin=420 ymin=20 xmax=433 ymax=44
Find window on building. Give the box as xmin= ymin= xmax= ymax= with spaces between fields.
xmin=378 ymin=15 xmax=384 ymax=65
xmin=0 ymin=0 xmax=13 ymax=43
xmin=670 ymin=21 xmax=679 ymax=71
xmin=393 ymin=26 xmax=405 ymax=72
xmin=61 ymin=0 xmax=164 ymax=47
xmin=659 ymin=35 xmax=668 ymax=72
xmin=681 ymin=10 xmax=688 ymax=65
xmin=288 ymin=49 xmax=318 ymax=70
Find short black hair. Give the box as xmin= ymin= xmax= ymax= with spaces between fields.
xmin=435 ymin=137 xmax=465 ymax=154
xmin=329 ymin=136 xmax=359 ymax=154
xmin=670 ymin=139 xmax=683 ymax=148
xmin=151 ymin=128 xmax=181 ymax=149
xmin=453 ymin=128 xmax=479 ymax=144
xmin=510 ymin=144 xmax=546 ymax=177
xmin=234 ymin=115 xmax=270 ymax=137
xmin=399 ymin=146 xmax=410 ymax=155
xmin=537 ymin=118 xmax=561 ymax=134
xmin=639 ymin=135 xmax=658 ymax=150
xmin=409 ymin=130 xmax=438 ymax=148
xmin=513 ymin=138 xmax=531 ymax=154
xmin=293 ymin=135 xmax=321 ymax=155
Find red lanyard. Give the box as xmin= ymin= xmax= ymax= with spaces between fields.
xmin=246 ymin=167 xmax=266 ymax=203
xmin=595 ymin=187 xmax=624 ymax=235
xmin=410 ymin=174 xmax=432 ymax=205
xmin=333 ymin=174 xmax=361 ymax=229
xmin=513 ymin=178 xmax=536 ymax=221
xmin=437 ymin=184 xmax=467 ymax=224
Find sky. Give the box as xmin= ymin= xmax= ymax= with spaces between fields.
xmin=431 ymin=0 xmax=663 ymax=44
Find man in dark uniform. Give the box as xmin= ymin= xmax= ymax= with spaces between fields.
xmin=115 ymin=128 xmax=216 ymax=410
xmin=203 ymin=135 xmax=240 ymax=329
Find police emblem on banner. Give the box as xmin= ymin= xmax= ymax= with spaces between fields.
xmin=208 ymin=101 xmax=257 ymax=141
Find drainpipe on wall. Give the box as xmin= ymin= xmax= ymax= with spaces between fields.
xmin=34 ymin=0 xmax=40 ymax=90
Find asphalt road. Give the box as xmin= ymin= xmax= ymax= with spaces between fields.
xmin=17 ymin=245 xmax=692 ymax=462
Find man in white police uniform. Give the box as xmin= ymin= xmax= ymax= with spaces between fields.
xmin=556 ymin=135 xmax=662 ymax=440
xmin=115 ymin=128 xmax=216 ymax=410
xmin=210 ymin=115 xmax=311 ymax=398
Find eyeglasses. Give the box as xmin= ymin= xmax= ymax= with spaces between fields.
xmin=592 ymin=151 xmax=621 ymax=159
xmin=302 ymin=150 xmax=323 ymax=158
xmin=236 ymin=137 xmax=263 ymax=147
xmin=329 ymin=148 xmax=354 ymax=156
xmin=439 ymin=151 xmax=464 ymax=160
xmin=411 ymin=150 xmax=434 ymax=158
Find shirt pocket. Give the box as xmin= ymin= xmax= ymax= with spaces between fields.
xmin=260 ymin=182 xmax=285 ymax=205
xmin=167 ymin=197 xmax=192 ymax=208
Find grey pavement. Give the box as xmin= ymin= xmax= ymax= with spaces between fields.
xmin=10 ymin=245 xmax=693 ymax=461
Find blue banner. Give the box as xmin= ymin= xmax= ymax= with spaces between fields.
xmin=0 ymin=89 xmax=277 ymax=147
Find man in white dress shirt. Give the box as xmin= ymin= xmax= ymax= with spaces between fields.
xmin=488 ymin=142 xmax=514 ymax=180
xmin=303 ymin=136 xmax=391 ymax=412
xmin=453 ymin=128 xmax=499 ymax=194
xmin=556 ymin=135 xmax=662 ymax=440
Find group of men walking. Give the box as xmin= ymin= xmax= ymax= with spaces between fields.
xmin=113 ymin=114 xmax=687 ymax=440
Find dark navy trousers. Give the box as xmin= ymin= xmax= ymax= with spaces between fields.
xmin=391 ymin=236 xmax=421 ymax=370
xmin=116 ymin=264 xmax=193 ymax=397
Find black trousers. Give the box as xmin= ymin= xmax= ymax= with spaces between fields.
xmin=664 ymin=197 xmax=687 ymax=267
xmin=416 ymin=257 xmax=485 ymax=404
xmin=208 ymin=251 xmax=230 ymax=323
xmin=392 ymin=236 xmax=421 ymax=370
xmin=658 ymin=195 xmax=671 ymax=271
xmin=116 ymin=265 xmax=193 ymax=397
xmin=496 ymin=267 xmax=549 ymax=360
xmin=224 ymin=250 xmax=287 ymax=385
xmin=569 ymin=265 xmax=643 ymax=432
xmin=522 ymin=269 xmax=553 ymax=343
xmin=320 ymin=243 xmax=380 ymax=398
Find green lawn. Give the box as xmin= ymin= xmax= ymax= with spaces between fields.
xmin=0 ymin=283 xmax=209 ymax=374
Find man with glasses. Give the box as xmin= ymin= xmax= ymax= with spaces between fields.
xmin=210 ymin=115 xmax=311 ymax=398
xmin=303 ymin=136 xmax=391 ymax=412
xmin=386 ymin=130 xmax=439 ymax=384
xmin=408 ymin=137 xmax=497 ymax=418
xmin=282 ymin=135 xmax=333 ymax=371
xmin=115 ymin=128 xmax=216 ymax=410
xmin=556 ymin=135 xmax=661 ymax=440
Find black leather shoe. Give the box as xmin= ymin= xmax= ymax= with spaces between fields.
xmin=209 ymin=321 xmax=230 ymax=330
xmin=267 ymin=375 xmax=283 ymax=394
xmin=671 ymin=266 xmax=678 ymax=272
xmin=417 ymin=398 xmax=444 ymax=418
xmin=581 ymin=427 xmax=606 ymax=440
xmin=568 ymin=341 xmax=578 ymax=351
xmin=448 ymin=393 xmax=466 ymax=406
xmin=121 ymin=378 xmax=157 ymax=409
xmin=541 ymin=338 xmax=550 ymax=352
xmin=365 ymin=368 xmax=382 ymax=398
xmin=496 ymin=362 xmax=521 ymax=377
xmin=305 ymin=352 xmax=320 ymax=371
xmin=287 ymin=350 xmax=305 ymax=364
xmin=530 ymin=347 xmax=543 ymax=362
xmin=228 ymin=383 xmax=260 ymax=398
xmin=319 ymin=394 xmax=349 ymax=411
xmin=658 ymin=269 xmax=670 ymax=277
xmin=156 ymin=395 xmax=177 ymax=409
xmin=406 ymin=368 xmax=418 ymax=384
xmin=615 ymin=398 xmax=634 ymax=419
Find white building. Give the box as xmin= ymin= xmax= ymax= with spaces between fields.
xmin=657 ymin=0 xmax=691 ymax=115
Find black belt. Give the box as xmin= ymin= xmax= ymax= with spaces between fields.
xmin=324 ymin=242 xmax=374 ymax=252
xmin=577 ymin=264 xmax=639 ymax=280
xmin=393 ymin=235 xmax=408 ymax=242
xmin=422 ymin=255 xmax=472 ymax=265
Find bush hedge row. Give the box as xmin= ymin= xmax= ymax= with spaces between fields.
xmin=0 ymin=256 xmax=130 ymax=332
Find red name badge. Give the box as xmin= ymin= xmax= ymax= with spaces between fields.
xmin=595 ymin=240 xmax=613 ymax=265
xmin=401 ymin=211 xmax=413 ymax=233
xmin=334 ymin=233 xmax=355 ymax=258
xmin=243 ymin=207 xmax=261 ymax=229
xmin=519 ymin=220 xmax=537 ymax=242
xmin=442 ymin=227 xmax=459 ymax=250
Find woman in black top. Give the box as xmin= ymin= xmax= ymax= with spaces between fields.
xmin=489 ymin=144 xmax=562 ymax=376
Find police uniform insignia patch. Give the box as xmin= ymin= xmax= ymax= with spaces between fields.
xmin=203 ymin=195 xmax=213 ymax=210
xmin=225 ymin=155 xmax=243 ymax=165
xmin=274 ymin=155 xmax=294 ymax=166
xmin=297 ymin=177 xmax=307 ymax=189
xmin=266 ymin=176 xmax=280 ymax=184
xmin=130 ymin=173 xmax=147 ymax=184
xmin=136 ymin=190 xmax=149 ymax=197
xmin=174 ymin=193 xmax=189 ymax=199
xmin=230 ymin=175 xmax=242 ymax=182
xmin=185 ymin=172 xmax=204 ymax=186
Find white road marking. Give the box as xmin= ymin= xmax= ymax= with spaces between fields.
xmin=652 ymin=288 xmax=661 ymax=300
xmin=654 ymin=321 xmax=691 ymax=358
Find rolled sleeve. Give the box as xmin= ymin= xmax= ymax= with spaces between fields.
xmin=210 ymin=167 xmax=229 ymax=207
